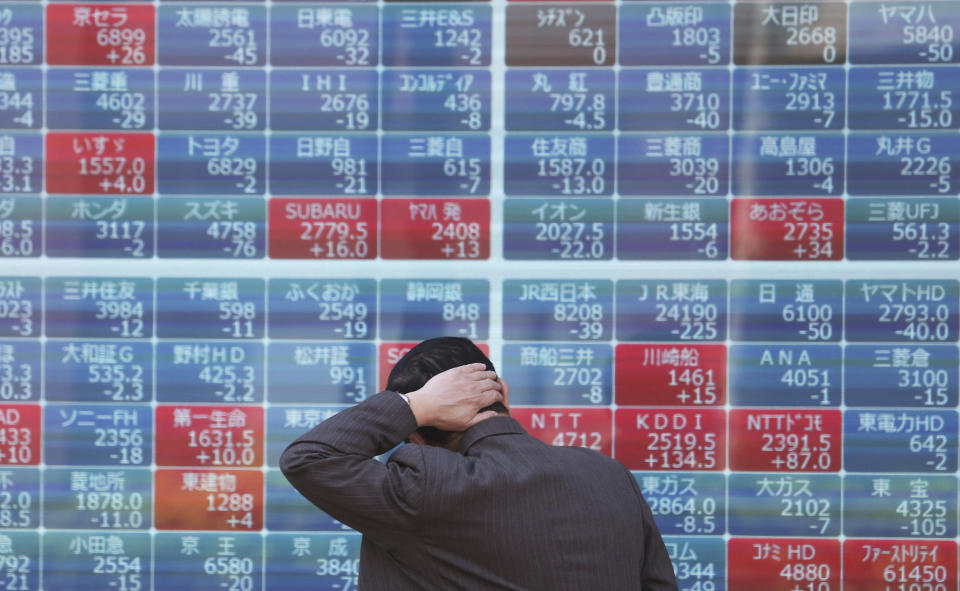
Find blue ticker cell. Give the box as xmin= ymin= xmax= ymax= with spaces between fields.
xmin=44 ymin=277 xmax=153 ymax=339
xmin=0 ymin=133 xmax=43 ymax=194
xmin=155 ymin=533 xmax=262 ymax=591
xmin=0 ymin=276 xmax=39 ymax=338
xmin=732 ymin=133 xmax=845 ymax=196
xmin=0 ymin=68 xmax=41 ymax=129
xmin=0 ymin=340 xmax=39 ymax=401
xmin=733 ymin=68 xmax=845 ymax=130
xmin=46 ymin=68 xmax=153 ymax=131
xmin=0 ymin=197 xmax=42 ymax=258
xmin=157 ymin=197 xmax=266 ymax=259
xmin=266 ymin=406 xmax=347 ymax=467
xmin=0 ymin=4 xmax=41 ymax=66
xmin=270 ymin=5 xmax=378 ymax=66
xmin=268 ymin=279 xmax=376 ymax=340
xmin=616 ymin=280 xmax=727 ymax=342
xmin=729 ymin=280 xmax=842 ymax=343
xmin=662 ymin=537 xmax=726 ymax=591
xmin=504 ymin=135 xmax=614 ymax=197
xmin=266 ymin=469 xmax=353 ymax=532
xmin=620 ymin=68 xmax=730 ymax=132
xmin=265 ymin=533 xmax=360 ymax=591
xmin=618 ymin=134 xmax=729 ymax=197
xmin=636 ymin=472 xmax=725 ymax=537
xmin=849 ymin=2 xmax=960 ymax=64
xmin=502 ymin=280 xmax=613 ymax=341
xmin=0 ymin=532 xmax=38 ymax=588
xmin=157 ymin=133 xmax=265 ymax=195
xmin=619 ymin=4 xmax=730 ymax=66
xmin=846 ymin=198 xmax=960 ymax=261
xmin=45 ymin=341 xmax=153 ymax=403
xmin=158 ymin=68 xmax=265 ymax=131
xmin=45 ymin=197 xmax=154 ymax=258
xmin=502 ymin=344 xmax=612 ymax=406
xmin=0 ymin=468 xmax=39 ymax=528
xmin=728 ymin=474 xmax=841 ymax=537
xmin=268 ymin=342 xmax=375 ymax=404
xmin=848 ymin=67 xmax=960 ymax=130
xmin=381 ymin=134 xmax=489 ymax=196
xmin=844 ymin=410 xmax=958 ymax=473
xmin=156 ymin=278 xmax=265 ymax=339
xmin=382 ymin=5 xmax=491 ymax=67
xmin=44 ymin=404 xmax=152 ymax=467
xmin=844 ymin=474 xmax=957 ymax=538
xmin=505 ymin=69 xmax=614 ymax=132
xmin=845 ymin=345 xmax=959 ymax=408
xmin=728 ymin=344 xmax=841 ymax=407
xmin=382 ymin=69 xmax=490 ymax=131
xmin=616 ymin=198 xmax=728 ymax=261
xmin=44 ymin=532 xmax=150 ymax=591
xmin=270 ymin=69 xmax=379 ymax=131
xmin=845 ymin=280 xmax=959 ymax=343
xmin=269 ymin=134 xmax=377 ymax=196
xmin=156 ymin=341 xmax=264 ymax=403
xmin=379 ymin=279 xmax=489 ymax=341
xmin=847 ymin=132 xmax=960 ymax=196
xmin=43 ymin=468 xmax=152 ymax=530
xmin=158 ymin=5 xmax=267 ymax=66
xmin=502 ymin=198 xmax=614 ymax=261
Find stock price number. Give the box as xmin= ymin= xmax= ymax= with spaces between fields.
xmin=553 ymin=302 xmax=604 ymax=340
xmin=75 ymin=490 xmax=145 ymax=529
xmin=646 ymin=431 xmax=718 ymax=470
xmin=205 ymin=492 xmax=255 ymax=529
xmin=762 ymin=432 xmax=832 ymax=471
xmin=537 ymin=157 xmax=606 ymax=196
xmin=895 ymin=497 xmax=948 ymax=537
xmin=534 ymin=221 xmax=605 ymax=260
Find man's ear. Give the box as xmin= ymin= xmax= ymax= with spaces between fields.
xmin=500 ymin=378 xmax=510 ymax=409
xmin=407 ymin=431 xmax=427 ymax=446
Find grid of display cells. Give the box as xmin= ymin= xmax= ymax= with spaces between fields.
xmin=2 ymin=1 xmax=960 ymax=591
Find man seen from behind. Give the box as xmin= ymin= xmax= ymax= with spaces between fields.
xmin=280 ymin=336 xmax=678 ymax=590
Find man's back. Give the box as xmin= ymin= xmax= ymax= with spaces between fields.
xmin=280 ymin=391 xmax=677 ymax=590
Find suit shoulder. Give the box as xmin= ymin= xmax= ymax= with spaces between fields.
xmin=549 ymin=443 xmax=631 ymax=473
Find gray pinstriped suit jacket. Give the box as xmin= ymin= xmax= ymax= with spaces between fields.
xmin=280 ymin=391 xmax=679 ymax=590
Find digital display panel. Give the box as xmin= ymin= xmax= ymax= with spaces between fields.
xmin=3 ymin=1 xmax=960 ymax=590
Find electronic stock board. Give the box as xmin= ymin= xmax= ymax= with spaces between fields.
xmin=2 ymin=0 xmax=960 ymax=590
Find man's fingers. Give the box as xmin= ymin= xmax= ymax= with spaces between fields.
xmin=469 ymin=369 xmax=498 ymax=381
xmin=478 ymin=388 xmax=503 ymax=407
xmin=472 ymin=379 xmax=501 ymax=395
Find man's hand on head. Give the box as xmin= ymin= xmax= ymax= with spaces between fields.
xmin=405 ymin=363 xmax=503 ymax=431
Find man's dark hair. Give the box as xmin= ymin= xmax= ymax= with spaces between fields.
xmin=387 ymin=337 xmax=508 ymax=445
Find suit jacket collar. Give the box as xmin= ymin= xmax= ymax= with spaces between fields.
xmin=457 ymin=416 xmax=526 ymax=455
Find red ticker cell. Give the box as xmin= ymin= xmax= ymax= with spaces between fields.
xmin=154 ymin=469 xmax=263 ymax=531
xmin=47 ymin=4 xmax=155 ymax=66
xmin=381 ymin=199 xmax=490 ymax=260
xmin=843 ymin=539 xmax=957 ymax=591
xmin=378 ymin=342 xmax=490 ymax=390
xmin=614 ymin=408 xmax=725 ymax=470
xmin=511 ymin=407 xmax=612 ymax=456
xmin=615 ymin=344 xmax=726 ymax=406
xmin=728 ymin=538 xmax=840 ymax=591
xmin=729 ymin=409 xmax=842 ymax=472
xmin=731 ymin=198 xmax=844 ymax=260
xmin=155 ymin=405 xmax=264 ymax=468
xmin=46 ymin=132 xmax=155 ymax=195
xmin=0 ymin=404 xmax=40 ymax=466
xmin=268 ymin=198 xmax=377 ymax=259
